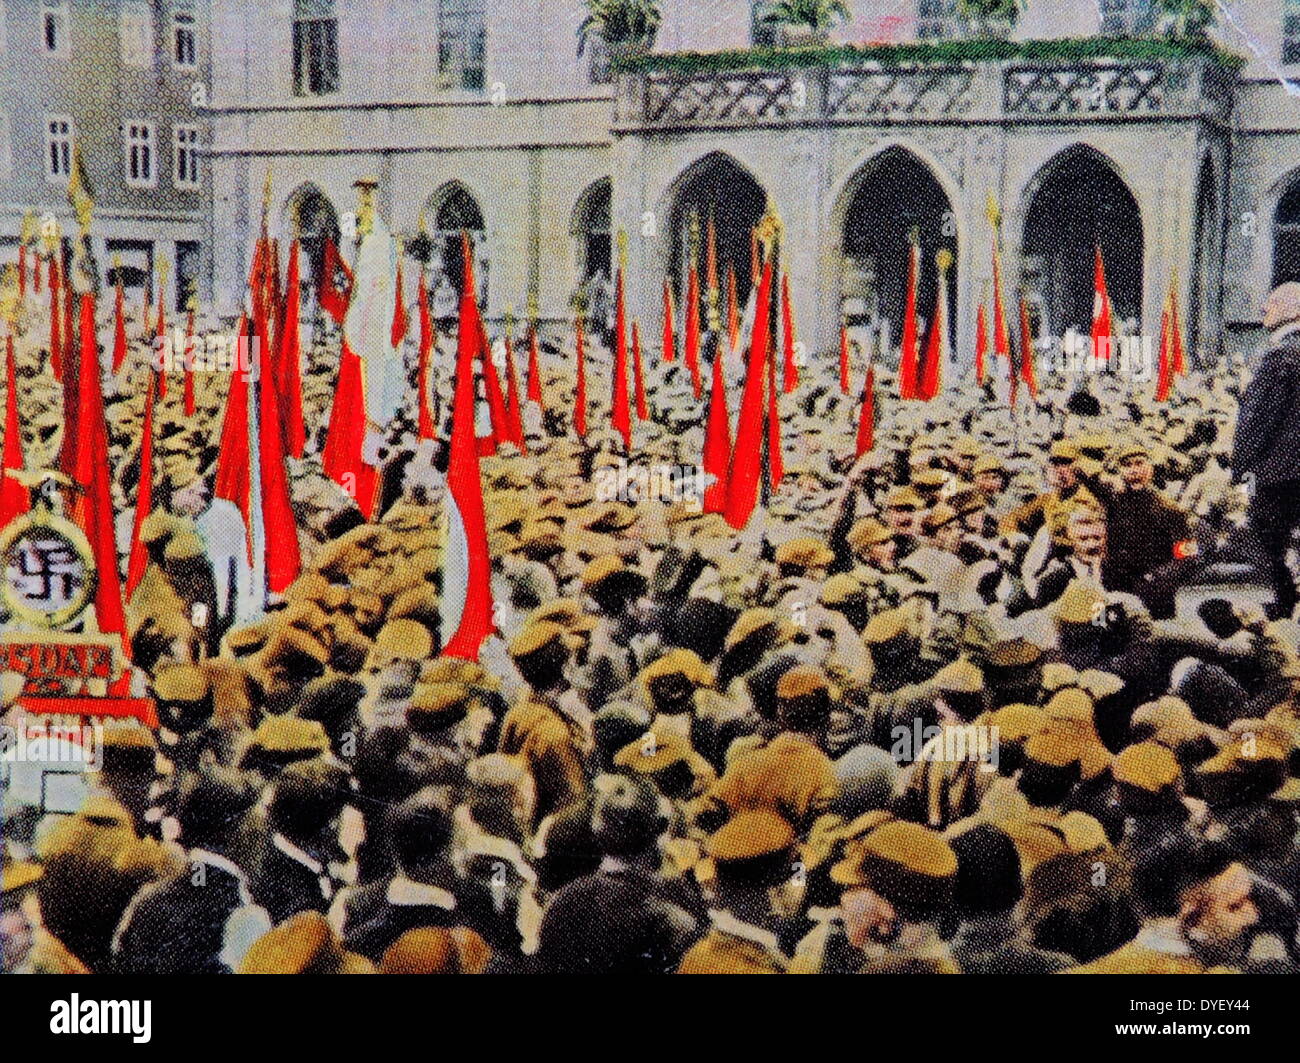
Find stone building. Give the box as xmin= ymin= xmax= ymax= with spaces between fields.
xmin=194 ymin=1 xmax=1300 ymax=363
xmin=0 ymin=0 xmax=211 ymax=312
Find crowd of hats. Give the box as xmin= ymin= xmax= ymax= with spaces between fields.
xmin=2 ymin=289 xmax=1298 ymax=975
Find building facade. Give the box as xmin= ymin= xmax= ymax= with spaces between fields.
xmin=0 ymin=0 xmax=211 ymax=312
xmin=204 ymin=1 xmax=1300 ymax=360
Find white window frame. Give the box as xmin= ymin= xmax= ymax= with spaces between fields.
xmin=171 ymin=5 xmax=196 ymax=70
xmin=124 ymin=120 xmax=157 ymax=189
xmin=40 ymin=0 xmax=68 ymax=57
xmin=120 ymin=2 xmax=154 ymax=68
xmin=43 ymin=113 xmax=73 ymax=184
xmin=173 ymin=123 xmax=200 ymax=189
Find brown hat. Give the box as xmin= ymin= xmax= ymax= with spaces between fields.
xmin=847 ymin=518 xmax=892 ymax=551
xmin=408 ymin=682 xmax=475 ymax=732
xmin=724 ymin=607 xmax=786 ymax=653
xmin=921 ymin=504 xmax=959 ymax=535
xmin=862 ymin=608 xmax=911 ymax=646
xmin=831 ymin=821 xmax=957 ymax=920
xmin=639 ymin=649 xmax=712 ymax=689
xmin=820 ymin=573 xmax=870 ymax=610
xmin=774 ymin=537 xmax=835 ymax=570
xmin=1113 ymin=741 xmax=1181 ymax=793
xmin=238 ymin=911 xmax=376 ymax=974
xmin=705 ymin=810 xmax=796 ymax=868
xmin=508 ymin=621 xmax=570 ymax=662
xmin=985 ymin=703 xmax=1048 ymax=743
xmin=379 ymin=927 xmax=491 ymax=975
xmin=614 ymin=729 xmax=694 ymax=774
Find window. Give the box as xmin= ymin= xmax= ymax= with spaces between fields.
xmin=437 ymin=0 xmax=486 ymax=92
xmin=172 ymin=6 xmax=196 ymax=69
xmin=44 ymin=114 xmax=72 ymax=182
xmin=293 ymin=0 xmax=339 ymax=96
xmin=1099 ymin=0 xmax=1155 ymax=35
xmin=124 ymin=121 xmax=156 ymax=188
xmin=1286 ymin=0 xmax=1300 ymax=64
xmin=173 ymin=124 xmax=200 ymax=188
xmin=41 ymin=0 xmax=68 ymax=56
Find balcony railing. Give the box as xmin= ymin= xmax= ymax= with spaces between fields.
xmin=615 ymin=54 xmax=1235 ymax=130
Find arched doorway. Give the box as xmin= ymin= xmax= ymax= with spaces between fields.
xmin=841 ymin=147 xmax=958 ymax=347
xmin=283 ymin=183 xmax=340 ymax=294
xmin=1022 ymin=146 xmax=1144 ymax=338
xmin=666 ymin=153 xmax=767 ymax=316
xmin=426 ymin=182 xmax=486 ymax=298
xmin=572 ymin=178 xmax=612 ymax=287
xmin=1272 ymin=173 xmax=1300 ymax=289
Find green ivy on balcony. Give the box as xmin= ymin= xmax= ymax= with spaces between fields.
xmin=614 ymin=36 xmax=1245 ymax=75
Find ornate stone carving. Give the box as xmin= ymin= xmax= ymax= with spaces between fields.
xmin=1004 ymin=63 xmax=1164 ymax=116
xmin=827 ymin=66 xmax=976 ymax=119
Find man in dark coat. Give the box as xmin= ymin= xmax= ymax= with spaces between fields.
xmin=340 ymin=786 xmax=519 ymax=962
xmin=112 ymin=768 xmax=264 ymax=974
xmin=534 ymin=775 xmax=702 ymax=973
xmin=1233 ymin=282 xmax=1300 ymax=619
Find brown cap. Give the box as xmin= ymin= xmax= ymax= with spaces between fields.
xmin=774 ymin=537 xmax=835 ymax=570
xmin=830 ymin=821 xmax=957 ymax=919
xmin=1113 ymin=741 xmax=1181 ymax=793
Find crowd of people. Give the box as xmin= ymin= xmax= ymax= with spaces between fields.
xmin=3 ymin=266 xmax=1300 ymax=976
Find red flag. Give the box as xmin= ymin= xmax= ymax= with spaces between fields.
xmin=898 ymin=242 xmax=920 ymax=399
xmin=992 ymin=246 xmax=1011 ymax=361
xmin=155 ymin=279 xmax=168 ymax=398
xmin=71 ymin=294 xmax=127 ymax=648
xmin=33 ymin=252 xmax=42 ymax=294
xmin=321 ymin=338 xmax=378 ymax=519
xmin=503 ymin=329 xmax=526 ymax=452
xmin=440 ymin=235 xmax=495 ymax=660
xmin=573 ymin=315 xmax=588 ymax=438
xmin=277 ymin=240 xmax=305 ymax=455
xmin=1155 ymin=298 xmax=1172 ymax=403
xmin=919 ymin=275 xmax=945 ymax=402
xmin=183 ymin=305 xmax=197 ymax=418
xmin=417 ymin=271 xmax=436 ymax=440
xmin=702 ymin=342 xmax=731 ymax=514
xmin=1091 ymin=246 xmax=1113 ymax=363
xmin=111 ymin=278 xmax=127 ymax=373
xmin=856 ymin=366 xmax=876 ymax=459
xmin=974 ymin=303 xmax=988 ymax=385
xmin=126 ymin=373 xmax=157 ymax=597
xmin=215 ymin=316 xmax=252 ymax=529
xmin=255 ymin=297 xmax=302 ymax=594
xmin=319 ymin=236 xmax=352 ymax=325
xmin=662 ymin=279 xmax=677 ymax=363
xmin=767 ymin=330 xmax=784 ymax=490
xmin=48 ymin=255 xmax=62 ymax=380
xmin=526 ymin=324 xmax=544 ymax=408
xmin=726 ymin=267 xmax=739 ymax=353
xmin=684 ymin=265 xmax=702 ymax=398
xmin=1019 ymin=297 xmax=1038 ymax=399
xmin=781 ymin=272 xmax=798 ymax=393
xmin=612 ymin=267 xmax=631 ymax=448
xmin=723 ymin=260 xmax=773 ymax=530
xmin=62 ymin=277 xmax=74 ymax=385
xmin=1170 ymin=274 xmax=1186 ymax=377
xmin=17 ymin=246 xmax=26 ymax=300
xmin=391 ymin=255 xmax=409 ymax=348
xmin=631 ymin=320 xmax=648 ymax=421
xmin=1 ymin=334 xmax=28 ymax=529
xmin=839 ymin=326 xmax=851 ymax=395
